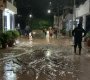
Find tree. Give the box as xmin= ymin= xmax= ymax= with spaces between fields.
xmin=30 ymin=18 xmax=53 ymax=30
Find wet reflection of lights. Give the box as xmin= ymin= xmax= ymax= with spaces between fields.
xmin=4 ymin=60 xmax=17 ymax=80
xmin=46 ymin=37 xmax=50 ymax=43
xmin=46 ymin=31 xmax=50 ymax=43
xmin=29 ymin=33 xmax=33 ymax=41
xmin=29 ymin=40 xmax=33 ymax=47
xmin=46 ymin=50 xmax=52 ymax=57
xmin=15 ymin=39 xmax=20 ymax=44
xmin=47 ymin=64 xmax=52 ymax=69
xmin=4 ymin=71 xmax=16 ymax=80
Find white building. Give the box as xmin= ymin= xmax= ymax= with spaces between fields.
xmin=75 ymin=0 xmax=90 ymax=31
xmin=0 ymin=0 xmax=17 ymax=32
xmin=65 ymin=13 xmax=73 ymax=31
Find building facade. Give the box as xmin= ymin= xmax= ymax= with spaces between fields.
xmin=75 ymin=0 xmax=90 ymax=32
xmin=0 ymin=0 xmax=17 ymax=32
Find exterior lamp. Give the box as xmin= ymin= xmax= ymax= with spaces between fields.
xmin=47 ymin=9 xmax=51 ymax=14
xmin=29 ymin=14 xmax=32 ymax=18
xmin=49 ymin=2 xmax=52 ymax=5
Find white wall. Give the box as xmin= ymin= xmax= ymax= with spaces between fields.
xmin=82 ymin=16 xmax=86 ymax=29
xmin=6 ymin=1 xmax=17 ymax=14
xmin=76 ymin=0 xmax=90 ymax=17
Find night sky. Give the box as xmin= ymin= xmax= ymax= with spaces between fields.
xmin=16 ymin=0 xmax=86 ymax=17
xmin=17 ymin=0 xmax=51 ymax=18
xmin=16 ymin=0 xmax=86 ymax=29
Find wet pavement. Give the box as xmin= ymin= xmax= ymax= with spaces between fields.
xmin=0 ymin=36 xmax=90 ymax=80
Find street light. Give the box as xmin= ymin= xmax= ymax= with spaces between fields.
xmin=49 ymin=2 xmax=52 ymax=5
xmin=47 ymin=9 xmax=51 ymax=14
xmin=47 ymin=1 xmax=60 ymax=33
xmin=29 ymin=14 xmax=32 ymax=18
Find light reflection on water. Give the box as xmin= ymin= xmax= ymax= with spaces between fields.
xmin=1 ymin=44 xmax=82 ymax=80
xmin=45 ymin=49 xmax=52 ymax=58
xmin=2 ymin=49 xmax=80 ymax=80
xmin=4 ymin=60 xmax=17 ymax=80
xmin=4 ymin=71 xmax=16 ymax=80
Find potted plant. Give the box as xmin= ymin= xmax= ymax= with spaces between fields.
xmin=6 ymin=31 xmax=14 ymax=47
xmin=6 ymin=30 xmax=20 ymax=47
xmin=86 ymin=31 xmax=90 ymax=47
xmin=0 ymin=32 xmax=8 ymax=48
xmin=12 ymin=30 xmax=20 ymax=39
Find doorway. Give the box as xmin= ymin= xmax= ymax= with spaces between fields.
xmin=86 ymin=15 xmax=90 ymax=32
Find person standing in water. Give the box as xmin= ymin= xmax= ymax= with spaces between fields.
xmin=72 ymin=23 xmax=86 ymax=55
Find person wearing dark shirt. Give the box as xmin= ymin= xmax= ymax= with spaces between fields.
xmin=72 ymin=23 xmax=86 ymax=55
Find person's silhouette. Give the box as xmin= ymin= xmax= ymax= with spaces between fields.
xmin=72 ymin=23 xmax=86 ymax=55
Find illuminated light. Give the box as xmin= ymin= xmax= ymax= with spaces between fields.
xmin=3 ymin=8 xmax=15 ymax=31
xmin=3 ymin=11 xmax=10 ymax=30
xmin=4 ymin=71 xmax=16 ymax=80
xmin=32 ymin=31 xmax=36 ymax=34
xmin=29 ymin=32 xmax=33 ymax=41
xmin=7 ymin=13 xmax=10 ymax=30
xmin=5 ymin=8 xmax=15 ymax=14
xmin=29 ymin=14 xmax=32 ymax=18
xmin=4 ymin=61 xmax=17 ymax=80
xmin=47 ymin=9 xmax=51 ymax=14
xmin=50 ymin=2 xmax=52 ymax=5
xmin=46 ymin=30 xmax=50 ymax=43
xmin=15 ymin=39 xmax=20 ymax=44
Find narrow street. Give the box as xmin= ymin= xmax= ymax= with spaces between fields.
xmin=0 ymin=37 xmax=90 ymax=80
xmin=0 ymin=0 xmax=90 ymax=80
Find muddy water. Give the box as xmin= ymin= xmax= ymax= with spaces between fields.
xmin=0 ymin=38 xmax=90 ymax=80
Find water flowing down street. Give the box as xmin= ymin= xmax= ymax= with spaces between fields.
xmin=0 ymin=37 xmax=90 ymax=80
xmin=0 ymin=0 xmax=90 ymax=80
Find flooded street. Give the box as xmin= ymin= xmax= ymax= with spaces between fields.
xmin=0 ymin=37 xmax=90 ymax=80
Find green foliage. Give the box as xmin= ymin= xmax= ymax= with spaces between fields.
xmin=12 ymin=30 xmax=20 ymax=39
xmin=0 ymin=32 xmax=8 ymax=44
xmin=6 ymin=31 xmax=14 ymax=40
xmin=0 ymin=30 xmax=19 ymax=48
xmin=86 ymin=31 xmax=90 ymax=38
xmin=6 ymin=30 xmax=20 ymax=40
xmin=31 ymin=18 xmax=53 ymax=30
